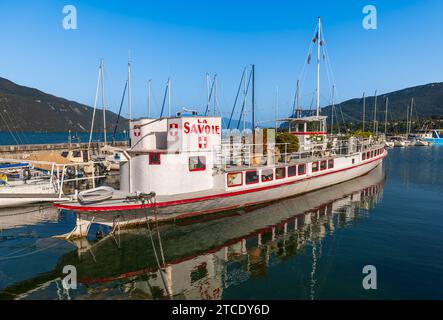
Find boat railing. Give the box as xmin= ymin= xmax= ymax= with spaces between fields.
xmin=0 ymin=158 xmax=112 ymax=198
xmin=214 ymin=137 xmax=383 ymax=169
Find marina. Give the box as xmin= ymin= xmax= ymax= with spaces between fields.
xmin=1 ymin=1 xmax=443 ymax=304
xmin=1 ymin=147 xmax=442 ymax=299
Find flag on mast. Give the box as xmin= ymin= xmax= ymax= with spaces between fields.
xmin=313 ymin=30 xmax=319 ymax=43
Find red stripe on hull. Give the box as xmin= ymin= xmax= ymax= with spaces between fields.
xmin=55 ymin=151 xmax=387 ymax=212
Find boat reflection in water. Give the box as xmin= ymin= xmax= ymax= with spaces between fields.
xmin=5 ymin=165 xmax=384 ymax=300
xmin=0 ymin=205 xmax=59 ymax=231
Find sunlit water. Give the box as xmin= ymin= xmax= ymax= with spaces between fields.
xmin=0 ymin=147 xmax=442 ymax=299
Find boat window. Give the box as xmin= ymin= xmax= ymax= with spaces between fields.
xmin=245 ymin=170 xmax=259 ymax=184
xmin=298 ymin=164 xmax=306 ymax=175
xmin=189 ymin=156 xmax=206 ymax=171
xmin=288 ymin=165 xmax=297 ymax=177
xmin=312 ymin=162 xmax=319 ymax=173
xmin=371 ymin=150 xmax=374 ymax=158
xmin=362 ymin=152 xmax=366 ymax=160
xmin=276 ymin=167 xmax=286 ymax=179
xmin=320 ymin=160 xmax=327 ymax=170
xmin=227 ymin=172 xmax=242 ymax=187
xmin=261 ymin=169 xmax=274 ymax=182
xmin=149 ymin=152 xmax=161 ymax=165
xmin=61 ymin=151 xmax=68 ymax=158
xmin=328 ymin=159 xmax=334 ymax=169
xmin=73 ymin=150 xmax=82 ymax=158
xmin=366 ymin=151 xmax=370 ymax=159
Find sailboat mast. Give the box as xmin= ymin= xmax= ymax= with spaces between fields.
xmin=362 ymin=92 xmax=366 ymax=131
xmin=373 ymin=90 xmax=377 ymax=134
xmin=242 ymin=66 xmax=247 ymax=132
xmin=168 ymin=78 xmax=171 ymax=117
xmin=316 ymin=16 xmax=321 ymax=117
xmin=296 ymin=80 xmax=300 ymax=117
xmin=409 ymin=98 xmax=414 ymax=134
xmin=88 ymin=63 xmax=101 ymax=152
xmin=213 ymin=74 xmax=218 ymax=116
xmin=331 ymin=85 xmax=335 ymax=134
xmin=252 ymin=64 xmax=255 ymax=142
xmin=128 ymin=61 xmax=132 ymax=131
xmin=100 ymin=59 xmax=107 ymax=145
xmin=206 ymin=73 xmax=210 ymax=115
xmin=148 ymin=80 xmax=152 ymax=118
xmin=384 ymin=97 xmax=389 ymax=134
xmin=406 ymin=103 xmax=409 ymax=135
xmin=275 ymin=86 xmax=279 ymax=131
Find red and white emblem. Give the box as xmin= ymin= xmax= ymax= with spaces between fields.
xmin=133 ymin=125 xmax=141 ymax=137
xmin=198 ymin=136 xmax=208 ymax=149
xmin=169 ymin=123 xmax=179 ymax=137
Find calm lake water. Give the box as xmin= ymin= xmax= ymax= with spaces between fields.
xmin=0 ymin=147 xmax=442 ymax=299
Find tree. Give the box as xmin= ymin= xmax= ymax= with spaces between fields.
xmin=276 ymin=132 xmax=299 ymax=153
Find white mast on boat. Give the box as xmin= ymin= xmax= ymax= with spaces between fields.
xmin=384 ymin=96 xmax=389 ymax=134
xmin=331 ymin=85 xmax=335 ymax=134
xmin=148 ymin=79 xmax=152 ymax=118
xmin=373 ymin=90 xmax=377 ymax=134
xmin=206 ymin=73 xmax=211 ymax=116
xmin=362 ymin=92 xmax=366 ymax=131
xmin=406 ymin=104 xmax=409 ymax=135
xmin=100 ymin=59 xmax=107 ymax=145
xmin=316 ymin=16 xmax=321 ymax=117
xmin=409 ymin=97 xmax=414 ymax=134
xmin=275 ymin=86 xmax=279 ymax=131
xmin=88 ymin=62 xmax=102 ymax=153
xmin=242 ymin=66 xmax=248 ymax=131
xmin=168 ymin=78 xmax=171 ymax=117
xmin=128 ymin=60 xmax=132 ymax=134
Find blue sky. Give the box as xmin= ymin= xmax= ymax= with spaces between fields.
xmin=0 ymin=0 xmax=442 ymax=123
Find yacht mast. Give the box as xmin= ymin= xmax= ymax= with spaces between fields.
xmin=409 ymin=97 xmax=414 ymax=134
xmin=362 ymin=92 xmax=366 ymax=131
xmin=242 ymin=66 xmax=247 ymax=131
xmin=128 ymin=61 xmax=132 ymax=132
xmin=331 ymin=85 xmax=335 ymax=134
xmin=148 ymin=79 xmax=152 ymax=117
xmin=88 ymin=63 xmax=101 ymax=152
xmin=206 ymin=73 xmax=210 ymax=115
xmin=168 ymin=78 xmax=171 ymax=117
xmin=406 ymin=104 xmax=409 ymax=135
xmin=252 ymin=64 xmax=255 ymax=144
xmin=316 ymin=16 xmax=321 ymax=117
xmin=100 ymin=59 xmax=107 ymax=145
xmin=373 ymin=90 xmax=377 ymax=134
xmin=384 ymin=97 xmax=389 ymax=134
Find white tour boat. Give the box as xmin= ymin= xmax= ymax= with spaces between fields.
xmin=55 ymin=17 xmax=388 ymax=238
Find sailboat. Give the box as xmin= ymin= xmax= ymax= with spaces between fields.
xmin=55 ymin=17 xmax=387 ymax=239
